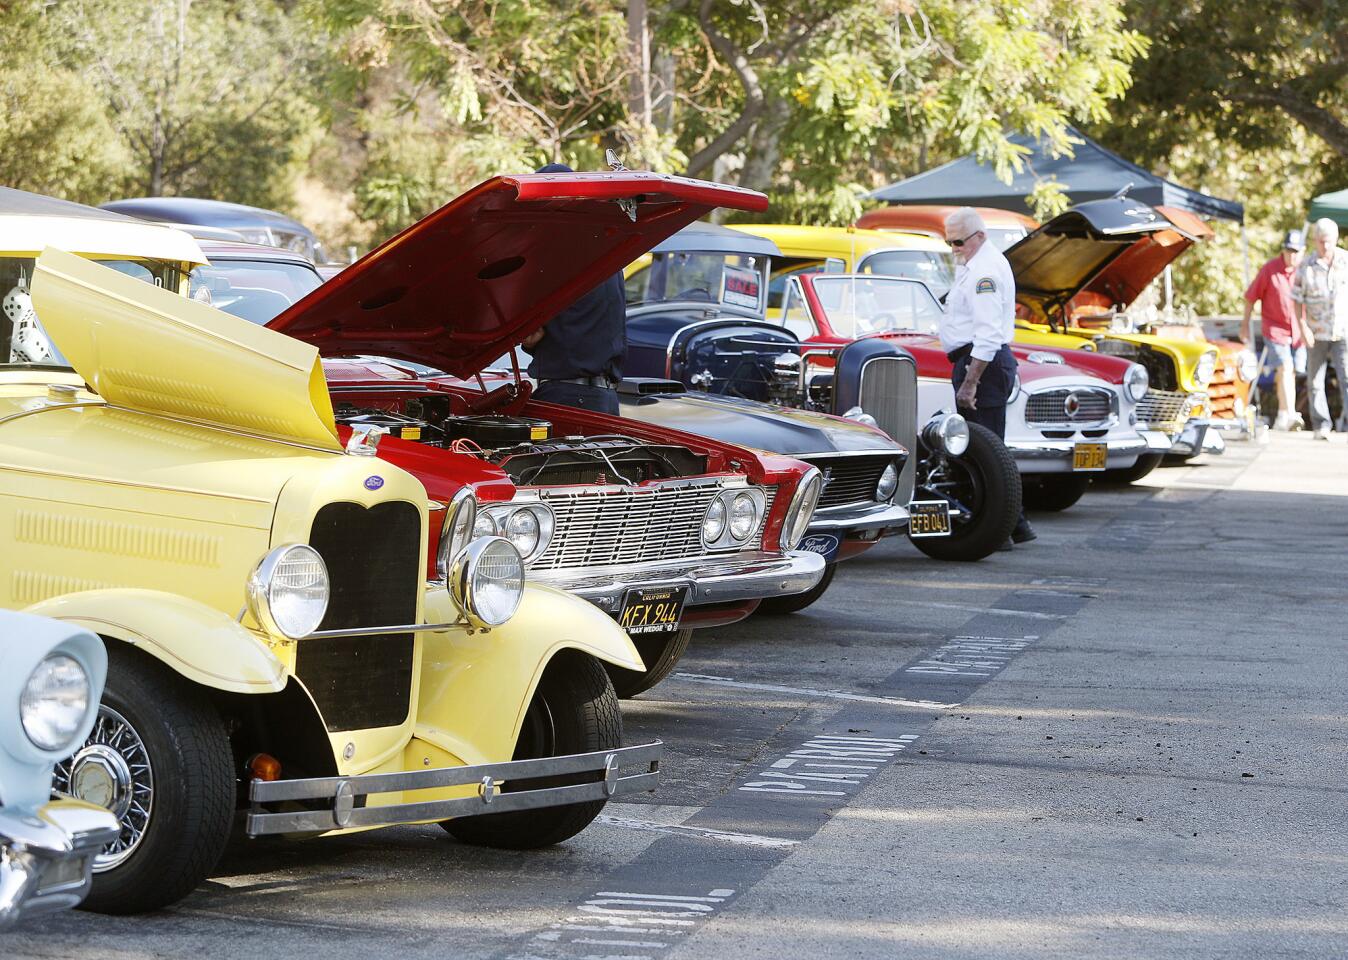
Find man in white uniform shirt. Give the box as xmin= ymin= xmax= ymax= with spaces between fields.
xmin=942 ymin=207 xmax=1035 ymax=545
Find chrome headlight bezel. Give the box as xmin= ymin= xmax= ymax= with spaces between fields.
xmin=435 ymin=489 xmax=478 ymax=581
xmin=472 ymin=501 xmax=555 ymax=565
xmin=1124 ymin=362 xmax=1149 ymax=402
xmin=922 ymin=412 xmax=970 ymax=457
xmin=1195 ymin=351 xmax=1217 ymax=387
xmin=1237 ymin=349 xmax=1258 ymax=382
xmin=449 ymin=536 xmax=525 ymax=629
xmin=702 ymin=487 xmax=767 ymax=550
xmin=246 ymin=543 xmax=330 ymax=640
xmin=20 ymin=654 xmax=92 ymax=753
xmin=842 ymin=405 xmax=880 ymax=429
xmin=875 ymin=461 xmax=899 ymax=502
xmin=781 ymin=468 xmax=823 ymax=552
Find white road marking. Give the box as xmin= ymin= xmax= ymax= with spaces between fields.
xmin=526 ymin=889 xmax=736 ymax=958
xmin=595 ymin=815 xmax=799 ymax=849
xmin=884 ymin=598 xmax=1067 ymax=620
xmin=904 ymin=635 xmax=1039 ymax=677
xmin=740 ymin=735 xmax=917 ymax=796
xmin=671 ymin=673 xmax=958 ymax=709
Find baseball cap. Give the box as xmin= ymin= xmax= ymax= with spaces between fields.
xmin=1282 ymin=229 xmax=1306 ymax=251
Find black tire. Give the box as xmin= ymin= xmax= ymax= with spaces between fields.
xmin=910 ymin=423 xmax=1021 ymax=562
xmin=756 ymin=563 xmax=837 ymax=615
xmin=605 ymin=628 xmax=692 ymax=698
xmin=1103 ymin=452 xmax=1163 ymax=484
xmin=62 ymin=649 xmax=234 ymax=915
xmin=1022 ymin=474 xmax=1090 ymax=512
xmin=443 ymin=652 xmax=621 ymax=849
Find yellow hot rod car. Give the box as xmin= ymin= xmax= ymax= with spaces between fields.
xmin=0 ymin=215 xmax=660 ymax=914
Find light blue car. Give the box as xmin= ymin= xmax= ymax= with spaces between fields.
xmin=0 ymin=611 xmax=119 ymax=928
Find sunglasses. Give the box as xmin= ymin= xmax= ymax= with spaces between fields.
xmin=947 ymin=231 xmax=982 ymax=248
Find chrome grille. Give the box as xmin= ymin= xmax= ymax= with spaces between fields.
xmin=1135 ymin=389 xmax=1188 ymax=427
xmin=798 ymin=455 xmax=894 ymax=510
xmin=858 ymin=355 xmax=918 ymax=505
xmin=1025 ymin=387 xmax=1114 ymax=425
xmin=531 ymin=483 xmax=775 ymax=571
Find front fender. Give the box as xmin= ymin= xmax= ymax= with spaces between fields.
xmin=413 ymin=584 xmax=642 ymax=767
xmin=22 ymin=588 xmax=285 ymax=694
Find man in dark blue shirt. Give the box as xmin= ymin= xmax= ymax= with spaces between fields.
xmin=523 ymin=163 xmax=626 ymax=415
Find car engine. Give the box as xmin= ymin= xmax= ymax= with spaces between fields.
xmin=334 ymin=400 xmax=709 ymax=486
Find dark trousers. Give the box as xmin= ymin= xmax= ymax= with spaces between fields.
xmin=950 ymin=343 xmax=1017 ymax=440
xmin=533 ymin=379 xmax=619 ymax=415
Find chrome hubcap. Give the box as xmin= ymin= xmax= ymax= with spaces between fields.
xmin=53 ymin=705 xmax=154 ymax=871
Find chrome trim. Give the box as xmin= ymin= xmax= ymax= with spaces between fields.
xmin=1170 ymin=418 xmax=1211 ymax=457
xmin=532 ymin=550 xmax=826 ymax=611
xmin=1022 ymin=385 xmax=1117 ymax=427
xmin=807 ymin=500 xmax=910 ymax=534
xmin=448 ymin=536 xmax=524 ymax=629
xmin=1005 ymin=435 xmax=1148 ymax=472
xmin=304 ymin=621 xmax=462 ymax=639
xmin=246 ymin=544 xmax=330 ymax=640
xmin=662 ymin=315 xmax=742 ymax=379
xmin=246 ymin=742 xmax=663 ymax=835
xmin=435 ymin=487 xmax=478 ymax=581
xmin=0 ymin=800 xmax=120 ymax=929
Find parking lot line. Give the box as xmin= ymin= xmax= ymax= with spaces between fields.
xmin=670 ymin=673 xmax=958 ymax=709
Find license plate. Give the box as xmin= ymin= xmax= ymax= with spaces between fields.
xmin=618 ymin=586 xmax=688 ymax=636
xmin=908 ymin=500 xmax=952 ymax=538
xmin=1072 ymin=442 xmax=1108 ymax=471
xmin=799 ymin=533 xmax=841 ymax=563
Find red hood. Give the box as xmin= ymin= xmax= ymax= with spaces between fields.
xmin=1072 ymin=207 xmax=1212 ymax=315
xmin=268 ymin=172 xmax=767 ymax=376
xmin=865 ymin=332 xmax=1118 ymax=385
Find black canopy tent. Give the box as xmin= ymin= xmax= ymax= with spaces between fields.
xmin=869 ymin=127 xmax=1244 ymax=224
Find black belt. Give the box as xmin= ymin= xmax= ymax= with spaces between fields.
xmin=540 ymin=375 xmax=618 ymax=390
xmin=946 ymin=344 xmax=973 ymax=363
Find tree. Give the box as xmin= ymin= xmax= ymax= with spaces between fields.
xmin=1119 ymin=0 xmax=1348 ymax=164
xmin=47 ymin=0 xmax=323 ymax=208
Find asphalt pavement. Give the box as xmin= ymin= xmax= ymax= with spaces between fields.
xmin=9 ymin=431 xmax=1346 ymax=959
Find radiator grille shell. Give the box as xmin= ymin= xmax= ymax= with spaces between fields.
xmin=1024 ymin=387 xmax=1115 ymax=425
xmin=857 ymin=354 xmax=918 ymax=505
xmin=299 ymin=501 xmax=421 ymax=732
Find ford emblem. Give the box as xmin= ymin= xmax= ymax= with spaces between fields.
xmin=364 ymin=476 xmax=385 ymax=490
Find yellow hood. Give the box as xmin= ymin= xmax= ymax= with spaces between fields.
xmin=31 ymin=247 xmax=340 ymax=451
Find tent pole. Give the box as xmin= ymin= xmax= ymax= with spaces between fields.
xmin=1164 ymin=265 xmax=1173 ymax=311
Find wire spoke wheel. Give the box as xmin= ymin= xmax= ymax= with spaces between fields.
xmin=52 ymin=704 xmax=154 ymax=871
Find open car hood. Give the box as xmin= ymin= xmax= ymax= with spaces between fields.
xmin=1071 ymin=205 xmax=1212 ymax=313
xmin=268 ymin=172 xmax=768 ymax=377
xmin=1006 ymin=198 xmax=1202 ymax=318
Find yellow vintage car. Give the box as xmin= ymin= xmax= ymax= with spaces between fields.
xmin=743 ymin=215 xmax=1225 ymax=473
xmin=0 ymin=211 xmax=659 ymax=913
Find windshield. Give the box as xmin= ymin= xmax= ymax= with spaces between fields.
xmin=189 ymin=258 xmax=323 ymax=325
xmin=1 ymin=255 xmax=185 ymax=369
xmin=858 ymin=249 xmax=954 ymax=298
xmin=625 ymin=251 xmax=767 ymax=314
xmin=809 ymin=275 xmax=944 ymax=338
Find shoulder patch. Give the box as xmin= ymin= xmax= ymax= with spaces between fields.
xmin=975 ymin=277 xmax=997 ymax=294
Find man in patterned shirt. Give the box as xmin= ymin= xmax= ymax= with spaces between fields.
xmin=1293 ymin=218 xmax=1348 ymax=439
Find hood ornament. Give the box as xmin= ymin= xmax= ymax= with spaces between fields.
xmin=346 ymin=424 xmax=388 ymax=456
xmin=605 ymin=149 xmax=639 ymax=222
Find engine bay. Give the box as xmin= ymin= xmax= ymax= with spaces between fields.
xmin=334 ymin=394 xmax=709 ymax=486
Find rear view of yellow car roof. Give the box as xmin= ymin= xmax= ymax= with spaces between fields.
xmin=741 ymin=224 xmax=948 ymax=266
xmin=0 ymin=186 xmax=205 ymax=265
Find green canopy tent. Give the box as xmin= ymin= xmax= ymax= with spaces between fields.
xmin=1308 ymin=188 xmax=1348 ymax=229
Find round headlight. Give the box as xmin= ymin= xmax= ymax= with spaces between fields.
xmin=450 ymin=537 xmax=525 ymax=628
xmin=842 ymin=406 xmax=879 ymax=429
xmin=247 ymin=543 xmax=330 ymax=639
xmin=436 ymin=490 xmax=478 ymax=581
xmin=473 ymin=512 xmax=497 ymax=539
xmin=876 ymin=462 xmax=899 ymax=501
xmin=924 ymin=413 xmax=969 ymax=457
xmin=1195 ymin=351 xmax=1217 ymax=386
xmin=729 ymin=492 xmax=759 ymax=541
xmin=782 ymin=469 xmax=823 ymax=551
xmin=1124 ymin=363 xmax=1149 ymax=402
xmin=1237 ymin=349 xmax=1258 ymax=382
xmin=702 ymin=497 xmax=727 ymax=545
xmin=21 ymin=654 xmax=91 ymax=752
xmin=506 ymin=507 xmax=541 ymax=556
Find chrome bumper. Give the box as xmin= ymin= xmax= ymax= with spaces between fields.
xmin=1140 ymin=429 xmax=1174 ymax=453
xmin=531 ymin=550 xmax=826 ymax=612
xmin=808 ymin=500 xmax=911 ymax=535
xmin=246 ymin=742 xmax=662 ymax=836
xmin=0 ymin=800 xmax=120 ymax=929
xmin=1170 ymin=418 xmax=1213 ymax=457
xmin=1006 ymin=434 xmax=1148 ymax=473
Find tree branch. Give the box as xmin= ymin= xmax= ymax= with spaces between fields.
xmin=685 ymin=0 xmax=767 ymax=177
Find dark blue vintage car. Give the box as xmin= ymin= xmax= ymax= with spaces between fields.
xmin=618 ymin=222 xmax=1021 ymax=577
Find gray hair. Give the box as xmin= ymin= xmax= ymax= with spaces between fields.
xmin=944 ymin=207 xmax=987 ymax=239
xmin=1313 ymin=217 xmax=1339 ymax=242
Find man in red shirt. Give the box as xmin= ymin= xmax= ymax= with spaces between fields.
xmin=1242 ymin=230 xmax=1306 ymax=430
